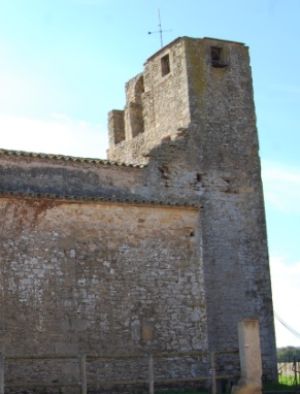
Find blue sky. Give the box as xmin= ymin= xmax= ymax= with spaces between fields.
xmin=0 ymin=0 xmax=299 ymax=348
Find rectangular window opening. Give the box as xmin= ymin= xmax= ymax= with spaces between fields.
xmin=161 ymin=54 xmax=170 ymax=76
xmin=211 ymin=46 xmax=227 ymax=68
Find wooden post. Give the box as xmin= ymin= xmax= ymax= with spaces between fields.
xmin=148 ymin=353 xmax=154 ymax=394
xmin=293 ymin=357 xmax=297 ymax=385
xmin=0 ymin=353 xmax=4 ymax=394
xmin=80 ymin=354 xmax=87 ymax=394
xmin=210 ymin=351 xmax=217 ymax=394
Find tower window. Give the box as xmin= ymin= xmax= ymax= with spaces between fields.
xmin=161 ymin=54 xmax=170 ymax=76
xmin=210 ymin=46 xmax=227 ymax=68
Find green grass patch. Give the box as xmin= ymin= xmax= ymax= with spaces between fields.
xmin=278 ymin=374 xmax=299 ymax=386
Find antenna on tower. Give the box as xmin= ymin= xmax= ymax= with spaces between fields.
xmin=148 ymin=9 xmax=172 ymax=48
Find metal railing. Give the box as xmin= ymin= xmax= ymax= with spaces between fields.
xmin=278 ymin=360 xmax=300 ymax=386
xmin=0 ymin=349 xmax=239 ymax=394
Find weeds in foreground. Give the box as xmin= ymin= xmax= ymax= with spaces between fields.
xmin=156 ymin=390 xmax=208 ymax=394
xmin=278 ymin=374 xmax=299 ymax=386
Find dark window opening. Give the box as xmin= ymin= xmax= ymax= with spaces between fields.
xmin=134 ymin=75 xmax=144 ymax=97
xmin=161 ymin=54 xmax=170 ymax=76
xmin=211 ymin=46 xmax=227 ymax=68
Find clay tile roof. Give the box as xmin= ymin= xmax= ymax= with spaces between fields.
xmin=0 ymin=148 xmax=145 ymax=168
xmin=0 ymin=190 xmax=199 ymax=209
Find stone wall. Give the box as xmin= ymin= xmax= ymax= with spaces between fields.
xmin=108 ymin=38 xmax=191 ymax=164
xmin=184 ymin=38 xmax=277 ymax=379
xmin=0 ymin=151 xmax=143 ymax=200
xmin=0 ymin=196 xmax=207 ymax=385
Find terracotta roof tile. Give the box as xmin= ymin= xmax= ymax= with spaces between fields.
xmin=0 ymin=148 xmax=145 ymax=168
xmin=0 ymin=190 xmax=199 ymax=209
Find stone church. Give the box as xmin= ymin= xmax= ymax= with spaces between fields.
xmin=0 ymin=36 xmax=277 ymax=389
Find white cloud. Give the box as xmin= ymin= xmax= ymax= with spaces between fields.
xmin=261 ymin=160 xmax=300 ymax=213
xmin=270 ymin=255 xmax=300 ymax=347
xmin=0 ymin=113 xmax=108 ymax=159
xmin=262 ymin=160 xmax=300 ymax=346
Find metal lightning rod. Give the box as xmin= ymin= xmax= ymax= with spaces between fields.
xmin=148 ymin=9 xmax=171 ymax=48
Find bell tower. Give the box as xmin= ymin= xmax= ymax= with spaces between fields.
xmin=108 ymin=36 xmax=259 ymax=169
xmin=107 ymin=36 xmax=277 ymax=380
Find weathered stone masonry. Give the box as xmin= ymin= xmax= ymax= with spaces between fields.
xmin=0 ymin=36 xmax=277 ymax=388
xmin=1 ymin=196 xmax=206 ymax=351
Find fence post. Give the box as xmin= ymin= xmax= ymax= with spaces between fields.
xmin=80 ymin=354 xmax=87 ymax=394
xmin=210 ymin=351 xmax=217 ymax=394
xmin=148 ymin=353 xmax=154 ymax=394
xmin=0 ymin=353 xmax=4 ymax=394
xmin=293 ymin=357 xmax=297 ymax=385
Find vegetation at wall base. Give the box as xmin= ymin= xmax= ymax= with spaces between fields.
xmin=264 ymin=382 xmax=300 ymax=391
xmin=279 ymin=375 xmax=299 ymax=386
xmin=156 ymin=390 xmax=208 ymax=394
xmin=277 ymin=347 xmax=300 ymax=363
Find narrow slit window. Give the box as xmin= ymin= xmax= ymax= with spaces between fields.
xmin=161 ymin=54 xmax=170 ymax=76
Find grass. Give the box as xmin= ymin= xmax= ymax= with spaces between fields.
xmin=153 ymin=377 xmax=300 ymax=394
xmin=264 ymin=376 xmax=299 ymax=392
xmin=278 ymin=374 xmax=299 ymax=386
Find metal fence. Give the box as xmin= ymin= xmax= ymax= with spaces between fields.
xmin=278 ymin=359 xmax=300 ymax=386
xmin=0 ymin=350 xmax=239 ymax=394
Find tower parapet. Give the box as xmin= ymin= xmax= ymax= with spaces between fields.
xmin=108 ymin=36 xmax=252 ymax=167
xmin=108 ymin=37 xmax=191 ymax=163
